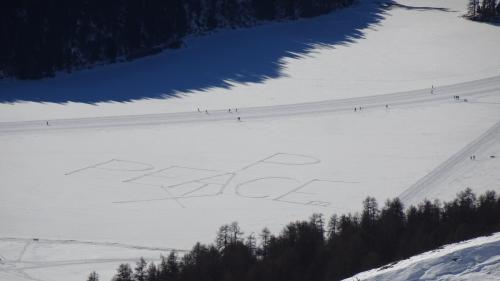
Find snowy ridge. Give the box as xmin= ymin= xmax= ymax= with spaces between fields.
xmin=345 ymin=232 xmax=500 ymax=281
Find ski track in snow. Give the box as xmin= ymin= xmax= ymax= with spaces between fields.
xmin=0 ymin=237 xmax=186 ymax=281
xmin=1 ymin=75 xmax=499 ymax=134
xmin=0 ymin=237 xmax=188 ymax=253
xmin=399 ymin=119 xmax=500 ymax=205
xmin=15 ymin=241 xmax=31 ymax=263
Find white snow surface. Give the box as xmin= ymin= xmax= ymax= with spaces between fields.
xmin=1 ymin=0 xmax=500 ymax=280
xmin=344 ymin=232 xmax=500 ymax=281
xmin=1 ymin=0 xmax=500 ymax=121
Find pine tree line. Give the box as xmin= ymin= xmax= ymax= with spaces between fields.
xmin=467 ymin=0 xmax=500 ymax=21
xmin=87 ymin=188 xmax=500 ymax=281
xmin=0 ymin=0 xmax=354 ymax=80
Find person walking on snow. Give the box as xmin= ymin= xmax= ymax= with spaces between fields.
xmin=431 ymin=85 xmax=434 ymax=94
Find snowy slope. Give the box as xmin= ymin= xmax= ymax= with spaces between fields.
xmin=344 ymin=233 xmax=500 ymax=281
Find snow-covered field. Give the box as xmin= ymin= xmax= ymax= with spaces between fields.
xmin=1 ymin=0 xmax=500 ymax=280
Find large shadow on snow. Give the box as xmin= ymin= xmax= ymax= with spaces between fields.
xmin=1 ymin=0 xmax=396 ymax=104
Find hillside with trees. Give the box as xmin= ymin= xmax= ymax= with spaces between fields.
xmin=0 ymin=0 xmax=354 ymax=80
xmin=87 ymin=188 xmax=500 ymax=281
xmin=467 ymin=0 xmax=500 ymax=21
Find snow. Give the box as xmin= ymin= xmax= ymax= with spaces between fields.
xmin=1 ymin=0 xmax=500 ymax=122
xmin=1 ymin=0 xmax=500 ymax=280
xmin=344 ymin=232 xmax=500 ymax=281
xmin=0 ymin=238 xmax=172 ymax=281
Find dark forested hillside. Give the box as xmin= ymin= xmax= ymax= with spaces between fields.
xmin=467 ymin=0 xmax=500 ymax=21
xmin=93 ymin=188 xmax=500 ymax=281
xmin=0 ymin=0 xmax=354 ymax=79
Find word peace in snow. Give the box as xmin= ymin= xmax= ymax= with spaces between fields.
xmin=65 ymin=153 xmax=355 ymax=208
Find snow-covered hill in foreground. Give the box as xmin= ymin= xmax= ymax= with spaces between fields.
xmin=345 ymin=233 xmax=500 ymax=281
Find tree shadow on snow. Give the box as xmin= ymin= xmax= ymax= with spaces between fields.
xmin=1 ymin=0 xmax=396 ymax=104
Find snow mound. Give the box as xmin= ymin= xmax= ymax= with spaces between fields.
xmin=345 ymin=233 xmax=500 ymax=281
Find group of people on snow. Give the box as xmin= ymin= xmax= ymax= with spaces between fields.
xmin=197 ymin=107 xmax=241 ymax=121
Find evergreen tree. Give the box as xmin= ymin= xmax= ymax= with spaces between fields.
xmin=361 ymin=196 xmax=379 ymax=230
xmin=215 ymin=224 xmax=230 ymax=250
xmin=468 ymin=0 xmax=480 ymax=18
xmin=482 ymin=0 xmax=498 ymax=19
xmin=157 ymin=255 xmax=169 ymax=281
xmin=259 ymin=227 xmax=271 ymax=257
xmin=228 ymin=221 xmax=244 ymax=244
xmin=310 ymin=213 xmax=325 ymax=235
xmin=163 ymin=251 xmax=179 ymax=281
xmin=378 ymin=198 xmax=405 ymax=261
xmin=468 ymin=0 xmax=498 ymax=20
xmin=327 ymin=214 xmax=338 ymax=240
xmin=134 ymin=257 xmax=148 ymax=281
xmin=245 ymin=233 xmax=257 ymax=255
xmin=146 ymin=262 xmax=159 ymax=281
xmin=113 ymin=264 xmax=133 ymax=281
xmin=87 ymin=271 xmax=99 ymax=281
